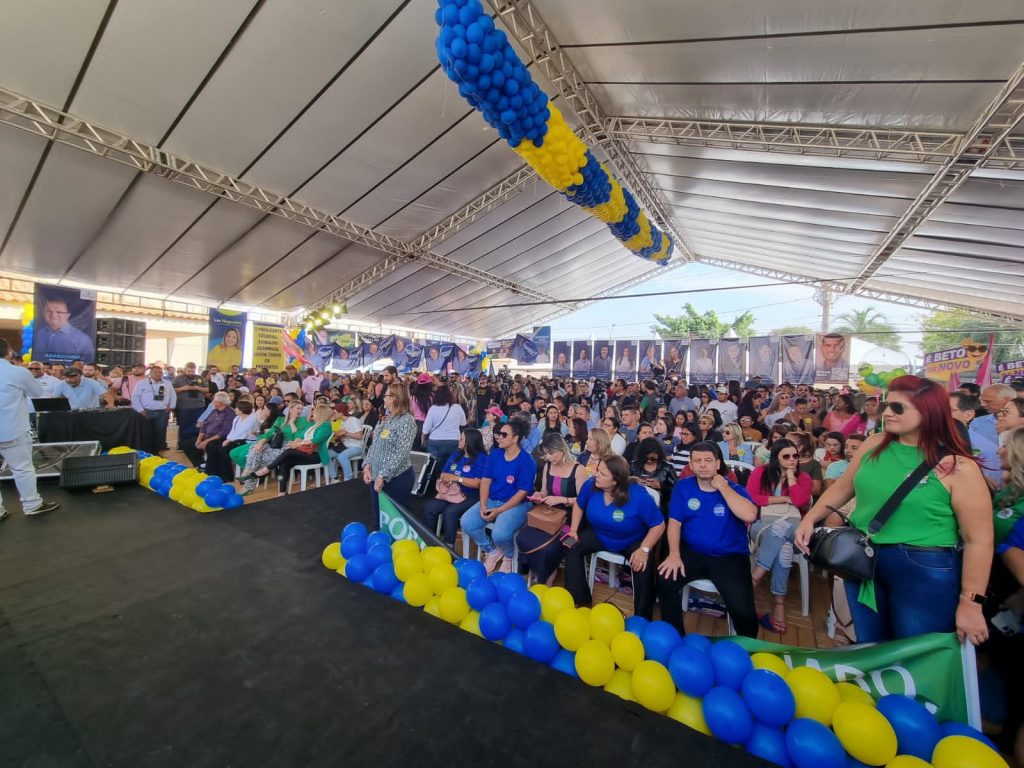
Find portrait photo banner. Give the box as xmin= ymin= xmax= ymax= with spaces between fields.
xmin=250 ymin=323 xmax=285 ymax=370
xmin=33 ymin=284 xmax=97 ymax=365
xmin=591 ymin=339 xmax=612 ymax=378
xmin=782 ymin=335 xmax=816 ymax=385
xmin=717 ymin=339 xmax=747 ymax=382
xmin=571 ymin=340 xmax=592 ymax=378
xmin=638 ymin=340 xmax=661 ymax=380
xmin=815 ymin=333 xmax=851 ymax=384
xmin=689 ymin=339 xmax=717 ymax=385
xmin=748 ymin=336 xmax=778 ymax=384
xmin=663 ymin=340 xmax=687 ymax=379
xmin=207 ymin=309 xmax=246 ymax=371
xmin=552 ymin=340 xmax=571 ymax=378
xmin=614 ymin=340 xmax=638 ymax=381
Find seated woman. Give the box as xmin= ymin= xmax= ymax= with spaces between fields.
xmin=576 ymin=427 xmax=613 ymax=477
xmin=564 ymin=455 xmax=665 ymax=618
xmin=238 ymin=401 xmax=308 ymax=495
xmin=531 ymin=404 xmax=568 ymax=449
xmin=517 ymin=433 xmax=586 ymax=585
xmin=460 ymin=415 xmax=537 ymax=573
xmin=719 ymin=422 xmax=753 ymax=465
xmin=787 ymin=430 xmax=824 ymax=498
xmin=745 ymin=439 xmax=813 ymax=634
xmin=669 ymin=422 xmax=702 ymax=476
xmin=479 ymin=405 xmax=503 ymax=451
xmin=332 ymin=406 xmax=367 ymax=482
xmin=699 ymin=411 xmax=723 ymax=443
xmin=657 ymin=441 xmax=759 ymax=637
xmin=654 ymin=415 xmax=676 ymax=452
xmin=421 ymin=428 xmax=488 ymax=547
xmin=754 ymin=423 xmax=789 ymax=466
xmin=630 ymin=437 xmax=676 ymax=517
xmin=622 ymin=422 xmax=654 ymax=465
xmin=255 ymin=404 xmax=334 ymax=494
xmin=566 ymin=417 xmax=588 ymax=459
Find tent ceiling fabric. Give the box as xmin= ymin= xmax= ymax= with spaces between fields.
xmin=1 ymin=0 xmax=1023 ymax=339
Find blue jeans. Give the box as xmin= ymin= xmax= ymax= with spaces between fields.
xmin=845 ymin=543 xmax=961 ymax=643
xmin=335 ymin=444 xmax=364 ymax=481
xmin=426 ymin=439 xmax=459 ymax=463
xmin=751 ymin=518 xmax=797 ymax=596
xmin=460 ymin=498 xmax=531 ymax=556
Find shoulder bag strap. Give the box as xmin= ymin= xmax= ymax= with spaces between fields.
xmin=866 ymin=450 xmax=948 ymax=537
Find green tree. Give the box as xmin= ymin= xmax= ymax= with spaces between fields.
xmin=652 ymin=303 xmax=756 ymax=338
xmin=769 ymin=325 xmax=815 ymax=336
xmin=832 ymin=308 xmax=902 ymax=351
xmin=922 ymin=309 xmax=1024 ymax=364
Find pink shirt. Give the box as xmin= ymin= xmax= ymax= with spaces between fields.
xmin=745 ymin=465 xmax=813 ymax=513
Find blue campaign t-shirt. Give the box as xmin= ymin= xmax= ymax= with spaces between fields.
xmin=443 ymin=450 xmax=488 ymax=499
xmin=669 ymin=475 xmax=753 ymax=556
xmin=485 ymin=448 xmax=537 ymax=503
xmin=577 ymin=477 xmax=664 ymax=552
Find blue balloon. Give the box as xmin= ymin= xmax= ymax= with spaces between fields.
xmin=785 ymin=719 xmax=845 ymax=768
xmin=466 ymin=577 xmax=498 ymax=611
xmin=223 ymin=493 xmax=244 ymax=509
xmin=641 ymin=621 xmax=682 ymax=666
xmin=341 ymin=534 xmax=367 ymax=559
xmin=458 ymin=559 xmax=487 ymax=588
xmin=342 ymin=522 xmax=368 ymax=540
xmin=524 ymin=621 xmax=559 ymax=663
xmin=495 ymin=573 xmax=527 ymax=604
xmin=746 ymin=724 xmax=791 ymax=767
xmin=703 ymin=686 xmax=753 ymax=745
xmin=479 ymin=602 xmax=511 ymax=641
xmin=709 ymin=640 xmax=754 ymax=690
xmin=876 ymin=695 xmax=941 ymax=761
xmin=625 ymin=616 xmax=650 ymax=635
xmin=846 ymin=757 xmax=871 ymax=768
xmin=680 ymin=633 xmax=712 ymax=653
xmin=390 ymin=584 xmax=406 ymax=602
xmin=938 ymin=720 xmax=999 ymax=751
xmin=551 ymin=649 xmax=578 ymax=678
xmin=366 ymin=530 xmax=392 ymax=550
xmin=668 ymin=646 xmax=715 ymax=698
xmin=506 ymin=590 xmax=541 ymax=629
xmin=371 ymin=563 xmax=400 ymax=595
xmin=344 ymin=553 xmax=371 ymax=583
xmin=503 ymin=627 xmax=526 ymax=655
xmin=365 ymin=543 xmax=392 ymax=570
xmin=204 ymin=488 xmax=229 ymax=508
xmin=742 ymin=669 xmax=796 ymax=728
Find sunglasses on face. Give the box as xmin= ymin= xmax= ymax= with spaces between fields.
xmin=880 ymin=401 xmax=908 ymax=415
xmin=779 ymin=452 xmax=798 ymax=459
xmin=965 ymin=345 xmax=987 ymax=353
xmin=497 ymin=431 xmax=511 ymax=438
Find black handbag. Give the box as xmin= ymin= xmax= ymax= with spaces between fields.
xmin=268 ymin=429 xmax=285 ymax=449
xmin=808 ymin=453 xmax=945 ymax=582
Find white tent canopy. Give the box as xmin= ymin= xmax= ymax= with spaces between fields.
xmin=1 ymin=0 xmax=1022 ymax=338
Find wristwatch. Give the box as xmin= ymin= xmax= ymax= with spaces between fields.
xmin=960 ymin=590 xmax=986 ymax=605
xmin=640 ymin=546 xmax=651 ymax=554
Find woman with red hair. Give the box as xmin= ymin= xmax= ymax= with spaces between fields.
xmin=795 ymin=376 xmax=992 ymax=645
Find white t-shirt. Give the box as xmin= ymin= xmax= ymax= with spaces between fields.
xmin=610 ymin=432 xmax=627 ymax=456
xmin=226 ymin=413 xmax=261 ymax=442
xmin=278 ymin=380 xmax=300 ymax=396
xmin=422 ymin=404 xmax=467 ymax=442
xmin=341 ymin=415 xmax=364 ymax=449
xmin=709 ymin=400 xmax=738 ymax=424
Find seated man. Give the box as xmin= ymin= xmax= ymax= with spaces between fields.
xmin=53 ymin=368 xmax=108 ymax=409
xmin=195 ymin=392 xmax=235 ymax=474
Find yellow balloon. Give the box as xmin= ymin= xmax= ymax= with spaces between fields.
xmin=632 ymin=660 xmax=676 ymax=713
xmin=787 ymin=666 xmax=841 ymax=726
xmin=751 ymin=652 xmax=790 ymax=679
xmin=832 ymin=702 xmax=898 ymax=766
xmin=554 ymin=608 xmax=591 ymax=651
xmin=392 ymin=539 xmax=420 ymax=562
xmin=589 ymin=603 xmax=625 ymax=645
xmin=193 ymin=501 xmax=214 ymax=513
xmin=439 ymin=586 xmax=470 ymax=625
xmin=529 ymin=584 xmax=549 ymax=600
xmin=460 ymin=610 xmax=483 ymax=637
xmin=428 ymin=562 xmax=459 ymax=595
xmin=109 ymin=446 xmax=133 ymax=455
xmin=321 ymin=542 xmax=343 ymax=571
xmin=421 ymin=546 xmax=452 ymax=572
xmin=576 ymin=606 xmax=591 ymax=622
xmin=575 ymin=639 xmax=615 ymax=687
xmin=423 ymin=595 xmax=442 ymax=619
xmin=610 ymin=631 xmax=645 ymax=672
xmin=932 ymin=736 xmax=1008 ymax=768
xmin=403 ymin=573 xmax=433 ymax=607
xmin=541 ymin=586 xmax=575 ymax=623
xmin=394 ymin=551 xmax=423 ymax=582
xmin=335 ymin=557 xmax=347 ymax=577
xmin=168 ymin=485 xmax=184 ymax=502
xmin=182 ymin=490 xmax=200 ymax=507
xmin=886 ymin=756 xmax=933 ymax=767
xmin=603 ymin=667 xmax=635 ymax=701
xmin=836 ymin=681 xmax=876 ymax=707
xmin=666 ymin=691 xmax=711 ymax=735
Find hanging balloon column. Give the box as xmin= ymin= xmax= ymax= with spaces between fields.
xmin=434 ymin=0 xmax=673 ymax=264
xmin=857 ymin=363 xmax=909 ymax=395
xmin=20 ymin=303 xmax=33 ymax=362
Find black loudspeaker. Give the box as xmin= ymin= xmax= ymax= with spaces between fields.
xmin=59 ymin=453 xmax=138 ymax=489
xmin=112 ymin=318 xmax=126 ymax=334
xmin=96 ymin=318 xmax=111 ymax=333
xmin=96 ymin=350 xmax=110 ymax=366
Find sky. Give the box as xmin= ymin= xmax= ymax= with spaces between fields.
xmin=547 ymin=262 xmax=926 ymax=367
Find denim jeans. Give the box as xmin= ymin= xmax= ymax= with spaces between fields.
xmin=750 ymin=518 xmax=797 ymax=596
xmin=335 ymin=444 xmax=364 ymax=481
xmin=460 ymin=497 xmax=531 ymax=556
xmin=144 ymin=409 xmax=170 ymax=454
xmin=425 ymin=439 xmax=460 ymax=463
xmin=844 ymin=543 xmax=961 ymax=643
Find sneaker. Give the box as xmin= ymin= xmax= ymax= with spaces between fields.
xmin=25 ymin=501 xmax=59 ymax=517
xmin=482 ymin=548 xmax=504 ymax=574
xmin=498 ymin=557 xmax=513 ymax=574
xmin=0 ymin=509 xmax=8 ymax=522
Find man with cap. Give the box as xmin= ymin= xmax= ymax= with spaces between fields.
xmin=132 ymin=364 xmax=177 ymax=454
xmin=53 ymin=367 xmax=108 ymax=410
xmin=196 ymin=392 xmax=235 ymax=477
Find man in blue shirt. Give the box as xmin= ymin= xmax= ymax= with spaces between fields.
xmin=131 ymin=365 xmax=177 ymax=454
xmin=34 ymin=297 xmax=95 ymax=363
xmin=53 ymin=369 xmax=107 ymax=409
xmin=657 ymin=441 xmax=759 ymax=637
xmin=972 ymin=384 xmax=1014 ymax=484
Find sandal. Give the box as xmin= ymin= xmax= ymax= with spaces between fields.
xmin=759 ymin=612 xmax=788 ymax=634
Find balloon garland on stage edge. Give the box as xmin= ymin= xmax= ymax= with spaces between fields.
xmin=109 ymin=447 xmax=245 ymax=512
xmin=323 ymin=527 xmax=1005 ymax=768
xmin=434 ymin=0 xmax=673 ymax=265
xmin=21 ymin=302 xmax=33 ymax=362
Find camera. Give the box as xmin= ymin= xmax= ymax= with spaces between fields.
xmin=153 ymin=384 xmax=165 ymax=402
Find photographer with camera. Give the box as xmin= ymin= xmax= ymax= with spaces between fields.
xmin=132 ymin=364 xmax=177 ymax=455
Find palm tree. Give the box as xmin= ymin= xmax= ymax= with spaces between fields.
xmin=832 ymin=308 xmax=902 ymax=351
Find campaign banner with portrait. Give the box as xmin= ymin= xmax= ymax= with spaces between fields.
xmin=396 ymin=338 xmax=425 ymax=373
xmin=571 ymin=340 xmax=592 ymax=378
xmin=329 ymin=330 xmax=358 ymax=348
xmin=689 ymin=339 xmax=717 ymax=385
xmin=612 ymin=340 xmax=637 ymax=381
xmin=815 ymin=333 xmax=851 ymax=383
xmin=552 ymin=340 xmax=571 ymax=378
xmin=924 ymin=337 xmax=993 ymax=384
xmin=332 ymin=345 xmax=360 ymax=371
xmin=748 ymin=336 xmax=778 ymax=384
xmin=782 ymin=335 xmax=816 ymax=385
xmin=512 ymin=333 xmax=541 ymax=365
xmin=997 ymin=359 xmax=1024 ymax=384
xmin=638 ymin=340 xmax=661 ymax=379
xmin=591 ymin=339 xmax=613 ymax=378
xmin=717 ymin=339 xmax=747 ymax=382
xmin=663 ymin=340 xmax=687 ymax=379
xmin=486 ymin=338 xmax=515 ymax=359
xmin=207 ymin=308 xmax=246 ymax=371
xmin=424 ymin=340 xmax=445 ymax=373
xmin=33 ymin=284 xmax=97 ymax=365
xmin=449 ymin=345 xmax=481 ymax=377
xmin=251 ymin=323 xmax=285 ymax=370
xmin=359 ymin=335 xmax=392 ymax=368
xmin=532 ymin=326 xmax=551 ymax=365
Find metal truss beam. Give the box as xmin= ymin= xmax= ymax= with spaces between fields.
xmin=848 ymin=60 xmax=1024 ymax=293
xmin=486 ymin=0 xmax=696 ymax=262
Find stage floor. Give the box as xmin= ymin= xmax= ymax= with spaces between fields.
xmin=0 ymin=482 xmax=768 ymax=768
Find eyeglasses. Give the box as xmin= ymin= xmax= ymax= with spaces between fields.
xmin=779 ymin=452 xmax=798 ymax=459
xmin=645 ymin=455 xmax=660 ymax=461
xmin=965 ymin=345 xmax=987 ymax=353
xmin=497 ymin=431 xmax=511 ymax=438
xmin=880 ymin=401 xmax=908 ymax=415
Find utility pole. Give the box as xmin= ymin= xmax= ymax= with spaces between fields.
xmin=814 ymin=284 xmax=833 ymax=332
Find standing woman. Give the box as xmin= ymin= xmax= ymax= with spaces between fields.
xmin=796 ymin=376 xmax=992 ymax=645
xmin=421 ymin=384 xmax=466 ymax=463
xmin=363 ymin=383 xmax=418 ymax=523
xmin=410 ymin=374 xmax=434 ymax=450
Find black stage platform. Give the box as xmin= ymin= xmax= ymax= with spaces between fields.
xmin=0 ymin=482 xmax=768 ymax=768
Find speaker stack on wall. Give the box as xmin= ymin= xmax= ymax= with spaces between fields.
xmin=95 ymin=318 xmax=146 ymax=370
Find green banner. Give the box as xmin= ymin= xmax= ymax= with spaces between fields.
xmin=378 ymin=495 xmax=427 ymax=548
xmin=729 ymin=632 xmax=971 ymax=724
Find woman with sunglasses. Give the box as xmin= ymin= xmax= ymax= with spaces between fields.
xmin=754 ymin=423 xmax=789 ymax=467
xmin=746 ymin=439 xmax=813 ymax=634
xmin=762 ymin=391 xmax=793 ymax=429
xmin=460 ymin=415 xmax=537 ymax=573
xmin=362 ymin=383 xmax=418 ymax=524
xmin=796 ymin=376 xmax=992 ymax=646
xmin=719 ymin=422 xmax=753 ymax=466
xmin=630 ymin=437 xmax=676 ymax=516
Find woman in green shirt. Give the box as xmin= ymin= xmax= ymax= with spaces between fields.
xmin=238 ymin=401 xmax=309 ymax=495
xmin=257 ymin=404 xmax=334 ymax=494
xmin=796 ymin=375 xmax=992 ymax=646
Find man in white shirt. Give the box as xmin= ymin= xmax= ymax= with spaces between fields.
xmin=0 ymin=340 xmax=59 ymax=519
xmin=26 ymin=361 xmax=61 ymax=413
xmin=708 ymin=390 xmax=738 ymax=424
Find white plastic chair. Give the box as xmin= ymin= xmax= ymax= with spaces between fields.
xmin=793 ymin=551 xmax=810 ymax=616
xmin=682 ymin=578 xmax=735 ymax=635
xmin=287 ymin=463 xmax=327 ymax=492
xmin=587 ymin=486 xmax=659 ymax=592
